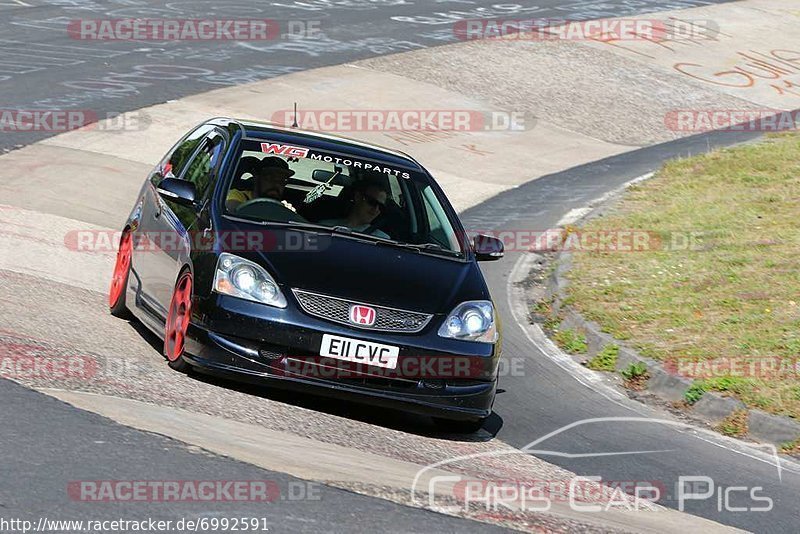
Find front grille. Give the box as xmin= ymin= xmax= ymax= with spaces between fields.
xmin=292 ymin=289 xmax=433 ymax=333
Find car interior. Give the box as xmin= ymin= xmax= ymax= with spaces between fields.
xmin=228 ymin=151 xmax=423 ymax=246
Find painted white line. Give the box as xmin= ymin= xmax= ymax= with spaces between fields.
xmin=506 ymin=251 xmax=632 ymax=406
xmin=556 ymin=207 xmax=592 ymax=227
xmin=588 ymin=172 xmax=655 ymax=210
xmin=556 ymin=172 xmax=654 ymax=228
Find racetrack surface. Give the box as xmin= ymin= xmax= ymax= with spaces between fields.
xmin=0 ymin=378 xmax=510 ymax=534
xmin=464 ymin=130 xmax=800 ymax=533
xmin=0 ymin=0 xmax=730 ymax=151
xmin=3 ymin=0 xmax=798 ymax=533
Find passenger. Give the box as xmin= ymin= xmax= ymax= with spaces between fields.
xmin=226 ymin=157 xmax=294 ymax=212
xmin=321 ymin=179 xmax=391 ymax=239
xmin=229 ymin=156 xmax=261 ymax=192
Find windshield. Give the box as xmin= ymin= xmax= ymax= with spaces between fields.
xmin=223 ymin=138 xmax=464 ymax=255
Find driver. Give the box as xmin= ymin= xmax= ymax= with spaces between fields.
xmin=226 ymin=157 xmax=294 ymax=212
xmin=321 ymin=179 xmax=391 ymax=239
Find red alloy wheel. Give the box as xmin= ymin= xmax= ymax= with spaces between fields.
xmin=109 ymin=231 xmax=132 ymax=308
xmin=165 ymin=271 xmax=193 ymax=362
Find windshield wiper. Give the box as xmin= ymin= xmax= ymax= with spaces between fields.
xmin=230 ymin=217 xmax=461 ymax=255
xmin=310 ymin=225 xmax=388 ymax=245
xmin=372 ymin=240 xmax=461 ymax=257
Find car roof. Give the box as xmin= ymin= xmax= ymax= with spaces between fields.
xmin=211 ymin=117 xmax=425 ymax=171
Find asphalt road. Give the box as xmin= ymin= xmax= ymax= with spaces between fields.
xmin=6 ymin=0 xmax=790 ymax=533
xmin=0 ymin=0 xmax=729 ymax=150
xmin=464 ymin=128 xmax=800 ymax=533
xmin=0 ymin=378 xmax=508 ymax=534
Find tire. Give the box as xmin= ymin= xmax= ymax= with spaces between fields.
xmin=109 ymin=229 xmax=133 ymax=318
xmin=433 ymin=416 xmax=486 ymax=434
xmin=164 ymin=269 xmax=193 ymax=373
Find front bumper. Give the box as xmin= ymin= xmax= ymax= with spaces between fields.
xmin=183 ymin=293 xmax=499 ymax=421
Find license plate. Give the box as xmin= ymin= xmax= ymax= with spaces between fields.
xmin=320 ymin=334 xmax=399 ymax=370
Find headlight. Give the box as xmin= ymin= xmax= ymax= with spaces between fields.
xmin=213 ymin=253 xmax=287 ymax=308
xmin=438 ymin=300 xmax=497 ymax=342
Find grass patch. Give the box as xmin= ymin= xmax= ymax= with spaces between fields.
xmin=780 ymin=438 xmax=800 ymax=455
xmin=703 ymin=376 xmax=755 ymax=395
xmin=586 ymin=344 xmax=619 ymax=372
xmin=536 ymin=297 xmax=561 ymax=331
xmin=543 ymin=316 xmax=561 ymax=332
xmin=564 ymin=132 xmax=800 ymax=419
xmin=716 ymin=410 xmax=749 ymax=437
xmin=685 ymin=382 xmax=706 ymax=405
xmin=553 ymin=328 xmax=588 ymax=354
xmin=532 ymin=299 xmax=552 ymax=316
xmin=621 ymin=361 xmax=649 ymax=390
xmin=621 ymin=361 xmax=648 ymax=380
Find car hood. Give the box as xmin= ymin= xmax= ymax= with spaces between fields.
xmin=222 ymin=222 xmax=489 ymax=314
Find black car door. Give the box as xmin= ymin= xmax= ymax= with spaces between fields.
xmin=136 ymin=125 xmax=225 ymax=319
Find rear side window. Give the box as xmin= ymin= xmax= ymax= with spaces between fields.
xmin=160 ymin=124 xmax=215 ymax=178
xmin=181 ymin=134 xmax=225 ymax=201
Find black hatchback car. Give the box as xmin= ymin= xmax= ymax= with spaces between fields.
xmin=109 ymin=118 xmax=504 ymax=432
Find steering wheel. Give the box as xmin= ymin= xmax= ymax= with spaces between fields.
xmin=235 ymin=198 xmax=308 ymax=224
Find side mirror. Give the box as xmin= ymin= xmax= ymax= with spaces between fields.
xmin=157 ymin=177 xmax=197 ymax=207
xmin=473 ymin=234 xmax=504 ymax=261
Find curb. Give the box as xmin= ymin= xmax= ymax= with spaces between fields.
xmin=540 ymin=188 xmax=800 ymax=451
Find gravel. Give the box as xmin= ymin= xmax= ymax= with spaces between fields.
xmin=0 ymin=268 xmax=635 ymax=533
xmin=356 ymin=39 xmax=761 ymax=147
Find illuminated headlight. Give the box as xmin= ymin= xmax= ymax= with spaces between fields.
xmin=438 ymin=301 xmax=497 ymax=343
xmin=213 ymin=253 xmax=287 ymax=308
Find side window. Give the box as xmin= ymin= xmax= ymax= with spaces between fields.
xmin=157 ymin=124 xmax=215 ymax=180
xmin=421 ymin=186 xmax=444 ymax=233
xmin=180 ymin=133 xmax=225 ymax=201
xmin=420 ymin=185 xmax=459 ymax=251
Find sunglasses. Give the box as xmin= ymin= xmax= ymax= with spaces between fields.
xmin=362 ymin=194 xmax=386 ymax=209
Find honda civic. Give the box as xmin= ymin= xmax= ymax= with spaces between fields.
xmin=109 ymin=118 xmax=504 ymax=432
